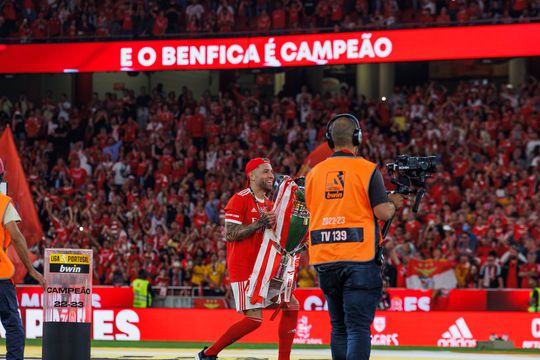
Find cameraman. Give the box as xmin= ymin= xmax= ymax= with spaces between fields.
xmin=305 ymin=115 xmax=405 ymax=360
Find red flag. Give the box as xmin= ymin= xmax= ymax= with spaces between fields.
xmin=406 ymin=258 xmax=457 ymax=289
xmin=296 ymin=142 xmax=332 ymax=177
xmin=0 ymin=127 xmax=43 ymax=282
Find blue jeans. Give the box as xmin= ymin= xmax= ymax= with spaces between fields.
xmin=0 ymin=280 xmax=25 ymax=360
xmin=317 ymin=262 xmax=382 ymax=360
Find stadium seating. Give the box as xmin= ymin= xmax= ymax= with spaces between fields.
xmin=1 ymin=0 xmax=539 ymax=41
xmin=0 ymin=76 xmax=539 ymax=291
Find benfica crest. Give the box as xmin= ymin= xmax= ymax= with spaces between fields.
xmin=373 ymin=316 xmax=386 ymax=333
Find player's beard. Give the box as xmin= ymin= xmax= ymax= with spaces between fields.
xmin=256 ymin=177 xmax=273 ymax=194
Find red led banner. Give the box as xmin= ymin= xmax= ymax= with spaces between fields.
xmin=295 ymin=288 xmax=530 ymax=312
xmin=8 ymin=308 xmax=540 ymax=349
xmin=0 ymin=24 xmax=539 ymax=73
xmin=16 ymin=285 xmax=133 ymax=308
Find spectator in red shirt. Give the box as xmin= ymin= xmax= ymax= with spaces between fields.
xmin=287 ymin=0 xmax=302 ymax=28
xmin=256 ymin=9 xmax=271 ymax=31
xmin=405 ymin=212 xmax=422 ymax=242
xmin=271 ymin=2 xmax=286 ymax=29
xmin=185 ymin=106 xmax=206 ymax=149
xmin=152 ymin=10 xmax=168 ymax=36
xmin=122 ymin=8 xmax=133 ymax=33
xmin=153 ymin=162 xmax=169 ymax=193
xmin=501 ymin=245 xmax=527 ymax=288
xmin=315 ymin=0 xmax=330 ymax=27
xmin=453 ymin=152 xmax=470 ymax=187
xmin=2 ymin=0 xmax=16 ymax=34
xmin=330 ymin=1 xmax=344 ymax=25
xmin=436 ymin=7 xmax=451 ymax=23
xmin=68 ymin=159 xmax=88 ymax=188
xmin=472 ymin=215 xmax=488 ymax=238
xmin=67 ymin=19 xmax=78 ymax=37
xmin=155 ymin=268 xmax=170 ymax=295
xmin=31 ymin=13 xmax=47 ymax=38
xmin=519 ymin=253 xmax=540 ymax=288
xmin=419 ymin=7 xmax=434 ymax=24
xmin=24 ymin=110 xmax=41 ymax=140
xmin=456 ymin=5 xmax=470 ymax=23
xmin=192 ymin=202 xmax=209 ymax=230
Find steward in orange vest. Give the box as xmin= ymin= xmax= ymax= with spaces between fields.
xmin=0 ymin=158 xmax=45 ymax=360
xmin=0 ymin=193 xmax=16 ymax=279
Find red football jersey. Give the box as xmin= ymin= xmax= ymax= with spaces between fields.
xmin=224 ymin=188 xmax=272 ymax=282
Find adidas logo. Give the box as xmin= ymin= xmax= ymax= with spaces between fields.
xmin=251 ymin=208 xmax=257 ymax=213
xmin=437 ymin=317 xmax=477 ymax=347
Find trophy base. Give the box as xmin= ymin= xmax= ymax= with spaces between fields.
xmin=43 ymin=321 xmax=91 ymax=360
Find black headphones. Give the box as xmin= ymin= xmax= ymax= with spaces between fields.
xmin=325 ymin=113 xmax=362 ymax=149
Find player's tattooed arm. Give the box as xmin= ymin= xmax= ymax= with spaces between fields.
xmin=225 ymin=213 xmax=272 ymax=242
xmin=225 ymin=222 xmax=260 ymax=242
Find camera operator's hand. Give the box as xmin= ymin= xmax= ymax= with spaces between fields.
xmin=388 ymin=193 xmax=407 ymax=209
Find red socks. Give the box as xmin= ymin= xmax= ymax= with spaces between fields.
xmin=204 ymin=316 xmax=262 ymax=356
xmin=205 ymin=307 xmax=299 ymax=359
xmin=278 ymin=306 xmax=299 ymax=360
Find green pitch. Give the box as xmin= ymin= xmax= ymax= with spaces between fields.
xmin=1 ymin=339 xmax=539 ymax=354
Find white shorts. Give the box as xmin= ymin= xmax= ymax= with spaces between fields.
xmin=230 ymin=280 xmax=272 ymax=312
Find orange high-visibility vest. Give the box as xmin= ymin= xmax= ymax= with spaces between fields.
xmin=306 ymin=152 xmax=381 ymax=265
xmin=0 ymin=193 xmax=15 ymax=279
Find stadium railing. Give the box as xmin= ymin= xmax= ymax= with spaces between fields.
xmin=151 ymin=286 xmax=230 ymax=309
xmin=3 ymin=17 xmax=539 ymax=44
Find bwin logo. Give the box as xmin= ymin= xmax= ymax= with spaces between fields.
xmin=60 ymin=264 xmax=81 ymax=273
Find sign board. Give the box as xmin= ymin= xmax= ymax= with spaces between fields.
xmin=43 ymin=248 xmax=92 ymax=360
xmin=43 ymin=249 xmax=92 ymax=323
xmin=0 ymin=24 xmax=539 ymax=73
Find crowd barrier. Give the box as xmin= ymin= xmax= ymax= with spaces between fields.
xmin=15 ymin=286 xmax=531 ymax=311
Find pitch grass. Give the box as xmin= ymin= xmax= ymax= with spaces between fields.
xmin=0 ymin=339 xmax=538 ymax=354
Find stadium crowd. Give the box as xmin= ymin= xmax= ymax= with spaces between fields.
xmin=1 ymin=0 xmax=539 ymax=41
xmin=0 ymin=74 xmax=539 ymax=294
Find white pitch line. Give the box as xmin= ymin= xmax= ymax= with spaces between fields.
xmin=90 ymin=348 xmax=540 ymax=360
xmin=370 ymin=350 xmax=540 ymax=359
xmin=91 ymin=348 xmax=331 ymax=358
